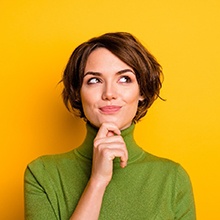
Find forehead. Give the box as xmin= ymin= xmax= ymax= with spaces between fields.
xmin=84 ymin=48 xmax=133 ymax=73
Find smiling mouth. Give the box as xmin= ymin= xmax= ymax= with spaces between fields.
xmin=99 ymin=106 xmax=122 ymax=114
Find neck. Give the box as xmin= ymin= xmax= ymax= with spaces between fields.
xmin=76 ymin=123 xmax=144 ymax=164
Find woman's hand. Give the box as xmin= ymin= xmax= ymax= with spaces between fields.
xmin=70 ymin=123 xmax=128 ymax=220
xmin=91 ymin=122 xmax=128 ymax=187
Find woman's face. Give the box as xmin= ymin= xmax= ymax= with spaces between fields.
xmin=80 ymin=48 xmax=143 ymax=130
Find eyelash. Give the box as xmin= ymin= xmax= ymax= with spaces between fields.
xmin=119 ymin=76 xmax=132 ymax=83
xmin=87 ymin=77 xmax=101 ymax=84
xmin=87 ymin=76 xmax=132 ymax=85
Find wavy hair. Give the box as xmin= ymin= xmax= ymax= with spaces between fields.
xmin=62 ymin=32 xmax=163 ymax=122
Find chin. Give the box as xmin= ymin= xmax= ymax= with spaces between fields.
xmin=88 ymin=115 xmax=132 ymax=130
xmin=104 ymin=120 xmax=131 ymax=130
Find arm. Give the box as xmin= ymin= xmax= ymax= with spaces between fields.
xmin=70 ymin=123 xmax=128 ymax=220
xmin=24 ymin=165 xmax=58 ymax=220
xmin=174 ymin=165 xmax=196 ymax=220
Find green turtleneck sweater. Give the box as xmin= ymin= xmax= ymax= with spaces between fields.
xmin=24 ymin=123 xmax=196 ymax=220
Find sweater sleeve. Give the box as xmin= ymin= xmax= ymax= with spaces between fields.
xmin=24 ymin=158 xmax=59 ymax=220
xmin=174 ymin=165 xmax=196 ymax=220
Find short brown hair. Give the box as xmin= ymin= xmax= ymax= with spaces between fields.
xmin=62 ymin=32 xmax=163 ymax=122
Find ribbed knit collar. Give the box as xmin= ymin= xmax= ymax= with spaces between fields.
xmin=76 ymin=123 xmax=145 ymax=164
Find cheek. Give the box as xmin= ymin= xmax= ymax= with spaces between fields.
xmin=123 ymin=89 xmax=141 ymax=104
xmin=80 ymin=87 xmax=90 ymax=103
xmin=80 ymin=90 xmax=90 ymax=113
xmin=80 ymin=89 xmax=99 ymax=109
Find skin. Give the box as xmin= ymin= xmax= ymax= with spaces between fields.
xmin=70 ymin=48 xmax=143 ymax=220
xmin=80 ymin=47 xmax=143 ymax=130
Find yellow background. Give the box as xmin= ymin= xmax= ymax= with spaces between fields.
xmin=1 ymin=0 xmax=219 ymax=219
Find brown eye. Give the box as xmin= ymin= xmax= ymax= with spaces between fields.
xmin=118 ymin=76 xmax=132 ymax=83
xmin=87 ymin=77 xmax=101 ymax=84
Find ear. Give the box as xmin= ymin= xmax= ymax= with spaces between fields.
xmin=139 ymin=95 xmax=144 ymax=101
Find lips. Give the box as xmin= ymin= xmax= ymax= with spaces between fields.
xmin=99 ymin=105 xmax=121 ymax=114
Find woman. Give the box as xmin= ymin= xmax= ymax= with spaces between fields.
xmin=24 ymin=32 xmax=196 ymax=219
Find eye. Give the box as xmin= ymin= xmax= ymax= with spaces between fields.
xmin=118 ymin=76 xmax=132 ymax=83
xmin=87 ymin=77 xmax=101 ymax=84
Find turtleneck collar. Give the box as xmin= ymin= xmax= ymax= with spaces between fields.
xmin=76 ymin=123 xmax=145 ymax=164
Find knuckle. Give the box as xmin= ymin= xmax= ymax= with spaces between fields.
xmin=93 ymin=138 xmax=103 ymax=148
xmin=93 ymin=139 xmax=98 ymax=147
xmin=102 ymin=148 xmax=110 ymax=156
xmin=102 ymin=122 xmax=108 ymax=127
xmin=102 ymin=148 xmax=115 ymax=160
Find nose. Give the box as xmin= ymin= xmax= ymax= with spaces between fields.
xmin=102 ymin=83 xmax=117 ymax=100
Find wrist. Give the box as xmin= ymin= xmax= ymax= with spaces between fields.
xmin=88 ymin=176 xmax=110 ymax=191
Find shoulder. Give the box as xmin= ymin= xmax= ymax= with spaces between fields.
xmin=143 ymin=151 xmax=178 ymax=167
xmin=24 ymin=150 xmax=79 ymax=186
xmin=25 ymin=150 xmax=76 ymax=174
xmin=142 ymin=151 xmax=191 ymax=180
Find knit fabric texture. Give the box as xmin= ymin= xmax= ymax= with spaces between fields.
xmin=24 ymin=123 xmax=196 ymax=219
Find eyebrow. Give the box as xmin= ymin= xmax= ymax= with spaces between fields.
xmin=84 ymin=69 xmax=135 ymax=77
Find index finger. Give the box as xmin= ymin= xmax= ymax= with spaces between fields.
xmin=95 ymin=123 xmax=121 ymax=139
